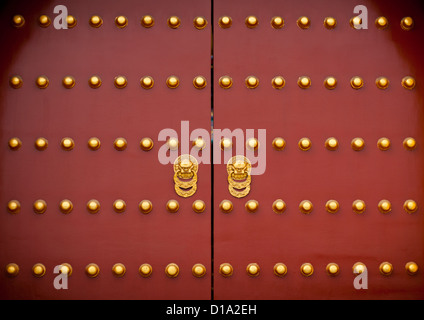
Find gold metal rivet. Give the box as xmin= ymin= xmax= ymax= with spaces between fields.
xmin=325 ymin=137 xmax=339 ymax=151
xmin=87 ymin=199 xmax=100 ymax=214
xmin=326 ymin=200 xmax=340 ymax=214
xmin=350 ymin=16 xmax=362 ymax=29
xmin=33 ymin=200 xmax=47 ymax=214
xmin=88 ymin=76 xmax=102 ymax=89
xmin=32 ymin=263 xmax=46 ymax=277
xmin=300 ymin=263 xmax=314 ymax=276
xmin=12 ymin=15 xmax=25 ymax=28
xmin=165 ymin=263 xmax=179 ymax=278
xmin=38 ymin=15 xmax=51 ymax=27
xmin=61 ymin=137 xmax=74 ymax=150
xmin=89 ymin=15 xmax=103 ymax=28
xmin=351 ymin=137 xmax=365 ymax=151
xmin=245 ymin=76 xmax=259 ymax=89
xmin=220 ymin=138 xmax=232 ymax=150
xmin=298 ymin=137 xmax=311 ymax=151
xmin=326 ymin=263 xmax=340 ymax=276
xmin=193 ymin=16 xmax=207 ymax=29
xmin=9 ymin=76 xmax=23 ymax=89
xmin=193 ymin=76 xmax=207 ymax=89
xmin=219 ymin=16 xmax=232 ymax=29
xmin=245 ymin=200 xmax=259 ymax=213
xmin=62 ymin=76 xmax=75 ymax=89
xmin=271 ymin=76 xmax=285 ymax=89
xmin=350 ymin=76 xmax=364 ymax=89
xmin=167 ymin=137 xmax=179 ymax=150
xmin=272 ymin=137 xmax=286 ymax=151
xmin=376 ymin=77 xmax=389 ymax=89
xmin=140 ymin=76 xmax=154 ymax=89
xmin=297 ymin=16 xmax=310 ymax=29
xmin=166 ymin=76 xmax=180 ymax=88
xmin=166 ymin=200 xmax=179 ymax=213
xmin=113 ymin=199 xmax=126 ymax=213
xmin=272 ymin=199 xmax=286 ymax=214
xmin=298 ymin=76 xmax=311 ymax=89
xmin=112 ymin=263 xmax=126 ymax=277
xmin=377 ymin=137 xmax=390 ymax=151
xmin=246 ymin=138 xmax=259 ymax=150
xmin=8 ymin=137 xmax=22 ymax=150
xmin=352 ymin=200 xmax=366 ymax=214
xmin=6 ymin=263 xmax=19 ymax=277
xmin=379 ymin=262 xmax=393 ymax=276
xmin=401 ymin=76 xmax=416 ymax=90
xmin=403 ymin=200 xmax=418 ymax=214
xmin=220 ymin=200 xmax=233 ymax=213
xmin=139 ymin=200 xmax=153 ymax=214
xmin=115 ymin=16 xmax=128 ymax=28
xmin=66 ymin=15 xmax=77 ymax=28
xmin=219 ymin=76 xmax=233 ymax=89
xmin=246 ymin=263 xmax=260 ymax=277
xmin=139 ymin=263 xmax=153 ymax=277
xmin=35 ymin=137 xmax=48 ymax=151
xmin=192 ymin=137 xmax=206 ymax=150
xmin=219 ymin=263 xmax=233 ymax=277
xmin=353 ymin=262 xmax=366 ymax=274
xmin=403 ymin=137 xmax=416 ymax=150
xmin=192 ymin=264 xmax=206 ymax=277
xmin=141 ymin=15 xmax=154 ymax=28
xmin=59 ymin=199 xmax=73 ymax=214
xmin=324 ymin=17 xmax=337 ymax=29
xmin=7 ymin=200 xmax=21 ymax=214
xmin=140 ymin=137 xmax=154 ymax=151
xmin=378 ymin=200 xmax=392 ymax=214
xmin=299 ymin=200 xmax=313 ymax=214
xmin=324 ymin=77 xmax=337 ymax=89
xmin=273 ymin=263 xmax=287 ymax=277
xmin=401 ymin=17 xmax=414 ymax=31
xmin=192 ymin=200 xmax=206 ymax=213
xmin=168 ymin=16 xmax=181 ymax=29
xmin=245 ymin=16 xmax=258 ymax=28
xmin=86 ymin=263 xmax=100 ymax=278
xmin=271 ymin=16 xmax=284 ymax=29
xmin=88 ymin=137 xmax=101 ymax=150
xmin=114 ymin=76 xmax=127 ymax=89
xmin=36 ymin=76 xmax=49 ymax=89
xmin=375 ymin=16 xmax=388 ymax=29
xmin=114 ymin=138 xmax=127 ymax=151
xmin=60 ymin=263 xmax=72 ymax=276
xmin=405 ymin=262 xmax=419 ymax=275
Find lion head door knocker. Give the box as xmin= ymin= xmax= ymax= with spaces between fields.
xmin=227 ymin=155 xmax=252 ymax=198
xmin=173 ymin=154 xmax=198 ymax=198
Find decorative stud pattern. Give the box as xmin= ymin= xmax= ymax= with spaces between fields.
xmin=167 ymin=137 xmax=179 ymax=150
xmin=9 ymin=76 xmax=23 ymax=89
xmin=273 ymin=263 xmax=287 ymax=277
xmin=112 ymin=263 xmax=126 ymax=277
xmin=193 ymin=76 xmax=207 ymax=89
xmin=115 ymin=16 xmax=128 ymax=28
xmin=376 ymin=77 xmax=389 ymax=89
xmin=7 ymin=200 xmax=21 ymax=214
xmin=113 ymin=199 xmax=126 ymax=213
xmin=246 ymin=138 xmax=259 ymax=150
xmin=192 ymin=200 xmax=206 ymax=213
xmin=88 ymin=76 xmax=102 ymax=88
xmin=192 ymin=263 xmax=206 ymax=277
xmin=141 ymin=15 xmax=154 ymax=28
xmin=297 ymin=16 xmax=310 ymax=29
xmin=35 ymin=137 xmax=48 ymax=151
xmin=165 ymin=263 xmax=179 ymax=278
xmin=32 ymin=263 xmax=46 ymax=277
xmin=59 ymin=263 xmax=73 ymax=276
xmin=375 ymin=16 xmax=388 ymax=29
xmin=193 ymin=16 xmax=207 ymax=29
xmin=66 ymin=15 xmax=77 ymax=28
xmin=378 ymin=200 xmax=392 ymax=214
xmin=353 ymin=262 xmax=366 ymax=274
xmin=5 ymin=263 xmax=19 ymax=277
xmin=326 ymin=263 xmax=340 ymax=276
xmin=272 ymin=199 xmax=286 ymax=214
xmin=219 ymin=16 xmax=232 ymax=29
xmin=166 ymin=76 xmax=180 ymax=89
xmin=325 ymin=200 xmax=339 ymax=214
xmin=401 ymin=76 xmax=416 ymax=90
xmin=33 ymin=199 xmax=47 ymax=214
xmin=351 ymin=137 xmax=365 ymax=151
xmin=36 ymin=76 xmax=49 ymax=89
xmin=271 ymin=16 xmax=284 ymax=29
xmin=298 ymin=76 xmax=311 ymax=89
xmin=272 ymin=137 xmax=286 ymax=150
xmin=325 ymin=137 xmax=339 ymax=151
xmin=114 ymin=138 xmax=127 ymax=151
xmin=403 ymin=200 xmax=418 ymax=214
xmin=12 ymin=15 xmax=25 ymax=28
xmin=139 ymin=263 xmax=153 ymax=277
xmin=352 ymin=200 xmax=366 ymax=214
xmin=166 ymin=199 xmax=179 ymax=213
xmin=220 ymin=137 xmax=232 ymax=150
xmin=60 ymin=137 xmax=75 ymax=151
xmin=139 ymin=200 xmax=153 ymax=214
xmin=245 ymin=16 xmax=258 ymax=28
xmin=219 ymin=263 xmax=233 ymax=277
xmin=167 ymin=16 xmax=181 ymax=29
xmin=38 ymin=15 xmax=51 ymax=28
xmin=62 ymin=76 xmax=75 ymax=89
xmin=88 ymin=137 xmax=101 ymax=150
xmin=89 ymin=15 xmax=103 ymax=28
xmin=300 ymin=263 xmax=314 ymax=276
xmin=405 ymin=262 xmax=419 ymax=275
xmin=219 ymin=75 xmax=233 ymax=89
xmin=140 ymin=76 xmax=154 ymax=89
xmin=8 ymin=137 xmax=22 ymax=150
xmin=350 ymin=76 xmax=364 ymax=89
xmin=377 ymin=137 xmax=391 ymax=151
xmin=324 ymin=17 xmax=337 ymax=29
xmin=246 ymin=263 xmax=260 ymax=276
xmin=299 ymin=200 xmax=313 ymax=214
xmin=379 ymin=262 xmax=393 ymax=276
xmin=271 ymin=76 xmax=285 ymax=89
xmin=400 ymin=17 xmax=414 ymax=31
xmin=86 ymin=199 xmax=100 ymax=214
xmin=59 ymin=199 xmax=73 ymax=214
xmin=86 ymin=263 xmax=100 ymax=278
xmin=192 ymin=137 xmax=206 ymax=150
xmin=245 ymin=200 xmax=259 ymax=213
xmin=245 ymin=76 xmax=259 ymax=89
xmin=140 ymin=137 xmax=154 ymax=151
xmin=114 ymin=76 xmax=127 ymax=89
xmin=403 ymin=137 xmax=416 ymax=150
xmin=324 ymin=77 xmax=337 ymax=89
xmin=350 ymin=16 xmax=362 ymax=29
xmin=298 ymin=137 xmax=311 ymax=151
xmin=219 ymin=200 xmax=233 ymax=213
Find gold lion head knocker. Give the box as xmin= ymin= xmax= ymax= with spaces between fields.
xmin=227 ymin=155 xmax=252 ymax=198
xmin=173 ymin=154 xmax=198 ymax=198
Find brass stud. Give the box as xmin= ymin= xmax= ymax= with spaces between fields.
xmin=325 ymin=137 xmax=339 ymax=151
xmin=32 ymin=263 xmax=46 ymax=277
xmin=140 ymin=137 xmax=154 ymax=151
xmin=9 ymin=76 xmax=23 ymax=89
xmin=193 ymin=76 xmax=207 ymax=89
xmin=272 ymin=199 xmax=286 ymax=214
xmin=271 ymin=16 xmax=284 ymax=29
xmin=166 ymin=199 xmax=179 ymax=213
xmin=300 ymin=263 xmax=314 ymax=276
xmin=61 ymin=137 xmax=74 ymax=151
xmin=324 ymin=77 xmax=337 ymax=89
xmin=273 ymin=263 xmax=288 ymax=277
xmin=35 ymin=137 xmax=48 ymax=151
xmin=219 ymin=263 xmax=233 ymax=277
xmin=140 ymin=76 xmax=154 ymax=89
xmin=219 ymin=200 xmax=233 ymax=213
xmin=351 ymin=137 xmax=365 ymax=151
xmin=88 ymin=75 xmax=102 ymax=89
xmin=139 ymin=200 xmax=153 ymax=214
xmin=246 ymin=263 xmax=260 ymax=277
xmin=219 ymin=76 xmax=233 ymax=89
xmin=324 ymin=17 xmax=337 ymax=29
xmin=350 ymin=76 xmax=364 ymax=89
xmin=375 ymin=16 xmax=388 ymax=29
xmin=7 ymin=200 xmax=21 ymax=214
xmin=272 ymin=137 xmax=286 ymax=151
xmin=62 ymin=76 xmax=75 ymax=89
xmin=66 ymin=15 xmax=77 ymax=28
xmin=114 ymin=76 xmax=127 ymax=89
xmin=38 ymin=15 xmax=51 ymax=28
xmin=353 ymin=262 xmax=366 ymax=274
xmin=377 ymin=137 xmax=391 ymax=151
xmin=245 ymin=200 xmax=259 ymax=213
xmin=112 ymin=263 xmax=126 ymax=277
xmin=350 ymin=16 xmax=362 ymax=29
xmin=401 ymin=76 xmax=416 ymax=90
xmin=113 ymin=199 xmax=126 ymax=213
xmin=8 ymin=137 xmax=22 ymax=150
xmin=192 ymin=137 xmax=206 ymax=150
xmin=326 ymin=263 xmax=340 ymax=276
xmin=245 ymin=16 xmax=258 ymax=28
xmin=403 ymin=137 xmax=416 ymax=150
xmin=168 ymin=16 xmax=181 ymax=29
xmin=298 ymin=76 xmax=311 ymax=89
xmin=297 ymin=16 xmax=310 ymax=29
xmin=299 ymin=200 xmax=313 ymax=214
xmin=6 ymin=263 xmax=19 ymax=277
xmin=378 ymin=199 xmax=392 ymax=214
xmin=59 ymin=199 xmax=73 ymax=214
xmin=192 ymin=200 xmax=206 ymax=213
xmin=89 ymin=15 xmax=103 ymax=28
xmin=33 ymin=200 xmax=47 ymax=214
xmin=245 ymin=76 xmax=259 ymax=89
xmin=166 ymin=76 xmax=180 ymax=89
xmin=165 ymin=263 xmax=179 ymax=278
xmin=87 ymin=199 xmax=100 ymax=214
xmin=220 ymin=137 xmax=232 ymax=150
xmin=401 ymin=17 xmax=414 ymax=31
xmin=298 ymin=137 xmax=312 ymax=151
xmin=376 ymin=77 xmax=389 ymax=90
xmin=36 ymin=76 xmax=49 ymax=89
xmin=141 ymin=15 xmax=154 ymax=28
xmin=59 ymin=263 xmax=73 ymax=276
xmin=405 ymin=262 xmax=419 ymax=275
xmin=246 ymin=138 xmax=259 ymax=150
xmin=326 ymin=200 xmax=340 ymax=214
xmin=88 ymin=137 xmax=101 ymax=150
xmin=352 ymin=200 xmax=366 ymax=214
xmin=193 ymin=16 xmax=207 ymax=29
xmin=271 ymin=76 xmax=285 ymax=89
xmin=139 ymin=263 xmax=153 ymax=277
xmin=86 ymin=263 xmax=100 ymax=278
xmin=115 ymin=16 xmax=128 ymax=28
xmin=219 ymin=16 xmax=232 ymax=29
xmin=12 ymin=15 xmax=25 ymax=28
xmin=403 ymin=200 xmax=418 ymax=214
xmin=167 ymin=137 xmax=179 ymax=150
xmin=114 ymin=138 xmax=127 ymax=151
xmin=192 ymin=264 xmax=206 ymax=277
xmin=379 ymin=262 xmax=393 ymax=276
